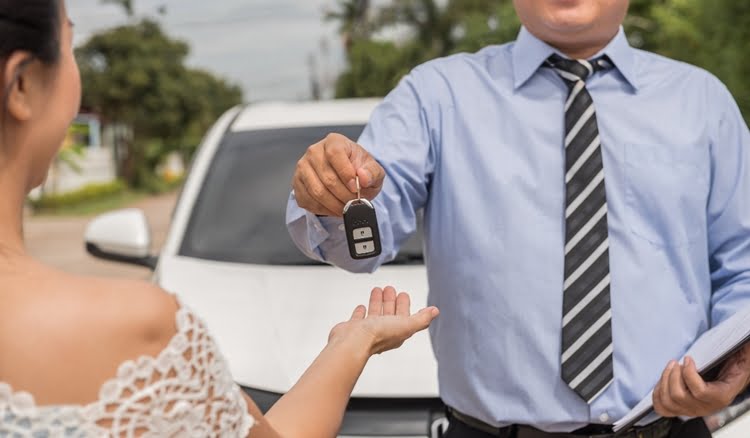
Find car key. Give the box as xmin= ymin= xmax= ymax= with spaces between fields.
xmin=343 ymin=177 xmax=382 ymax=259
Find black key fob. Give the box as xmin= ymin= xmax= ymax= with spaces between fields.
xmin=343 ymin=198 xmax=382 ymax=260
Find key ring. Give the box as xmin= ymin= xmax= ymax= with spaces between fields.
xmin=343 ymin=176 xmax=373 ymax=214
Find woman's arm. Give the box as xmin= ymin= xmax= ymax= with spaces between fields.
xmin=244 ymin=330 xmax=368 ymax=438
xmin=248 ymin=286 xmax=438 ymax=438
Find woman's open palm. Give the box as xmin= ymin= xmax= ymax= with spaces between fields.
xmin=329 ymin=287 xmax=439 ymax=355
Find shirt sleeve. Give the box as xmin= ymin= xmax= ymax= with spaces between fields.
xmin=285 ymin=66 xmax=439 ymax=273
xmin=707 ymin=79 xmax=750 ymax=326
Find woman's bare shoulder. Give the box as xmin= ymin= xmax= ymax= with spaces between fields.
xmin=17 ymin=267 xmax=180 ymax=350
xmin=0 ymin=265 xmax=182 ymax=405
xmin=73 ymin=274 xmax=181 ymax=345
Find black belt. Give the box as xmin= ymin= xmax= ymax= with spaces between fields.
xmin=446 ymin=407 xmax=674 ymax=438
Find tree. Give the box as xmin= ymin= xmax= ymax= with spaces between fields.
xmin=100 ymin=0 xmax=134 ymax=17
xmin=621 ymin=0 xmax=668 ymax=50
xmin=335 ymin=40 xmax=421 ymax=98
xmin=649 ymin=0 xmax=750 ymax=123
xmin=76 ymin=20 xmax=243 ymax=188
xmin=332 ymin=0 xmax=749 ymax=123
xmin=332 ymin=0 xmax=519 ymax=97
xmin=325 ymin=0 xmax=371 ymax=52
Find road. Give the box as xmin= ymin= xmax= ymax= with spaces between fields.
xmin=24 ymin=192 xmax=178 ymax=279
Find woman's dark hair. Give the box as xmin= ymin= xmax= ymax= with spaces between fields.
xmin=0 ymin=0 xmax=62 ymax=108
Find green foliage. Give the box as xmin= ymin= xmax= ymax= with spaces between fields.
xmin=334 ymin=0 xmax=519 ymax=97
xmin=621 ymin=0 xmax=665 ymax=50
xmin=76 ymin=20 xmax=243 ymax=188
xmin=333 ymin=0 xmax=750 ymax=124
xmin=647 ymin=0 xmax=750 ymax=123
xmin=449 ymin=6 xmax=520 ymax=54
xmin=31 ymin=180 xmax=127 ymax=212
xmin=325 ymin=0 xmax=372 ymax=50
xmin=56 ymin=123 xmax=89 ymax=174
xmin=335 ymin=40 xmax=422 ymax=98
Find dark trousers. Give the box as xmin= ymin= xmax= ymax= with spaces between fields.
xmin=443 ymin=417 xmax=712 ymax=438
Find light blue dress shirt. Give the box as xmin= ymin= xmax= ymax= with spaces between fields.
xmin=286 ymin=27 xmax=750 ymax=432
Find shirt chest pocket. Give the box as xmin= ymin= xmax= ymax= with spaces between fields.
xmin=623 ymin=142 xmax=709 ymax=248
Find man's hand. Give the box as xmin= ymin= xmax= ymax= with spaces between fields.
xmin=292 ymin=133 xmax=386 ymax=217
xmin=653 ymin=343 xmax=750 ymax=418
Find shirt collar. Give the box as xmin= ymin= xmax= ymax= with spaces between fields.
xmin=512 ymin=26 xmax=639 ymax=91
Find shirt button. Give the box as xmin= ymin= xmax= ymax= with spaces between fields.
xmin=338 ymin=224 xmax=345 ymax=231
xmin=599 ymin=412 xmax=610 ymax=423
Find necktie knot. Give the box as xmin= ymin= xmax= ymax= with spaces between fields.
xmin=546 ymin=54 xmax=612 ymax=83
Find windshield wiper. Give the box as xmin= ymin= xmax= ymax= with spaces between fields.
xmin=386 ymin=253 xmax=424 ymax=265
xmin=267 ymin=258 xmax=329 ymax=266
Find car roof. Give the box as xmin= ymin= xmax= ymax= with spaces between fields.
xmin=230 ymin=98 xmax=382 ymax=132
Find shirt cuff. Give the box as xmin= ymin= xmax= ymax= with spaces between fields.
xmin=286 ymin=191 xmax=344 ymax=254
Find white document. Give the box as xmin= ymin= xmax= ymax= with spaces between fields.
xmin=613 ymin=305 xmax=750 ymax=432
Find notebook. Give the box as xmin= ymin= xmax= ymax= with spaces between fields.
xmin=614 ymin=305 xmax=750 ymax=433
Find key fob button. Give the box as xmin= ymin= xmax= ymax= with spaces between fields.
xmin=353 ymin=227 xmax=373 ymax=240
xmin=355 ymin=241 xmax=376 ymax=255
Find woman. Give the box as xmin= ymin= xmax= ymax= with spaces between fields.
xmin=0 ymin=1 xmax=439 ymax=436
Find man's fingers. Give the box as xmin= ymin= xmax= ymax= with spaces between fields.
xmin=312 ymin=145 xmax=358 ymax=204
xmin=682 ymin=356 xmax=727 ymax=415
xmin=294 ymin=174 xmax=339 ymax=217
xmin=324 ymin=135 xmax=358 ymax=193
xmin=667 ymin=361 xmax=690 ymax=409
xmin=654 ymin=383 xmax=678 ymax=417
xmin=395 ymin=292 xmax=411 ymax=317
xmin=299 ymin=160 xmax=346 ymax=215
xmin=357 ymin=157 xmax=386 ymax=191
xmin=683 ymin=356 xmax=711 ymax=402
xmin=367 ymin=287 xmax=383 ymax=318
xmin=654 ymin=361 xmax=679 ymax=417
xmin=382 ymin=286 xmax=397 ymax=316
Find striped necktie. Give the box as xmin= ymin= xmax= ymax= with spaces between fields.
xmin=546 ymin=54 xmax=615 ymax=403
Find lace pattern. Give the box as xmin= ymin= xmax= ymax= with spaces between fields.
xmin=0 ymin=304 xmax=254 ymax=437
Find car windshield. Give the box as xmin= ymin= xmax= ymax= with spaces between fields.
xmin=179 ymin=124 xmax=424 ymax=266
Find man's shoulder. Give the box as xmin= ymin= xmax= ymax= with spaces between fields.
xmin=632 ymin=48 xmax=725 ymax=91
xmin=410 ymin=43 xmax=513 ymax=83
xmin=401 ymin=43 xmax=513 ymax=105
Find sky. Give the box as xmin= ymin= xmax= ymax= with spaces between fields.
xmin=68 ymin=0 xmax=348 ymax=101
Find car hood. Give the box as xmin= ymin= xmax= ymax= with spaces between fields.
xmin=157 ymin=256 xmax=438 ymax=397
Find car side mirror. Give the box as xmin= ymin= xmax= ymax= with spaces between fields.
xmin=85 ymin=208 xmax=158 ymax=270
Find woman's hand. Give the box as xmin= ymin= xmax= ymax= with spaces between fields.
xmin=329 ymin=286 xmax=439 ymax=356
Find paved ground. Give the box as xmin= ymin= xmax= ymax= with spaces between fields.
xmin=24 ymin=192 xmax=178 ymax=279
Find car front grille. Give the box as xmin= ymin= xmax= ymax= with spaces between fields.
xmin=241 ymin=386 xmax=447 ymax=437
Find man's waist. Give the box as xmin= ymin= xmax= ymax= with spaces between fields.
xmin=446 ymin=406 xmax=673 ymax=438
xmin=439 ymin=382 xmax=633 ymax=429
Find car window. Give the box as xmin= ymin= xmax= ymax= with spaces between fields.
xmin=179 ymin=124 xmax=424 ymax=265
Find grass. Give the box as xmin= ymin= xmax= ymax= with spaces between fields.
xmin=31 ymin=190 xmax=149 ymax=217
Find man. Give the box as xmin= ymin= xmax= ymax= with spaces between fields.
xmin=286 ymin=0 xmax=750 ymax=437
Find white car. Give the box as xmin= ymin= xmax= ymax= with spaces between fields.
xmin=86 ymin=99 xmax=446 ymax=438
xmin=85 ymin=99 xmax=748 ymax=438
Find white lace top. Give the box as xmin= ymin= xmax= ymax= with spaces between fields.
xmin=0 ymin=304 xmax=255 ymax=437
